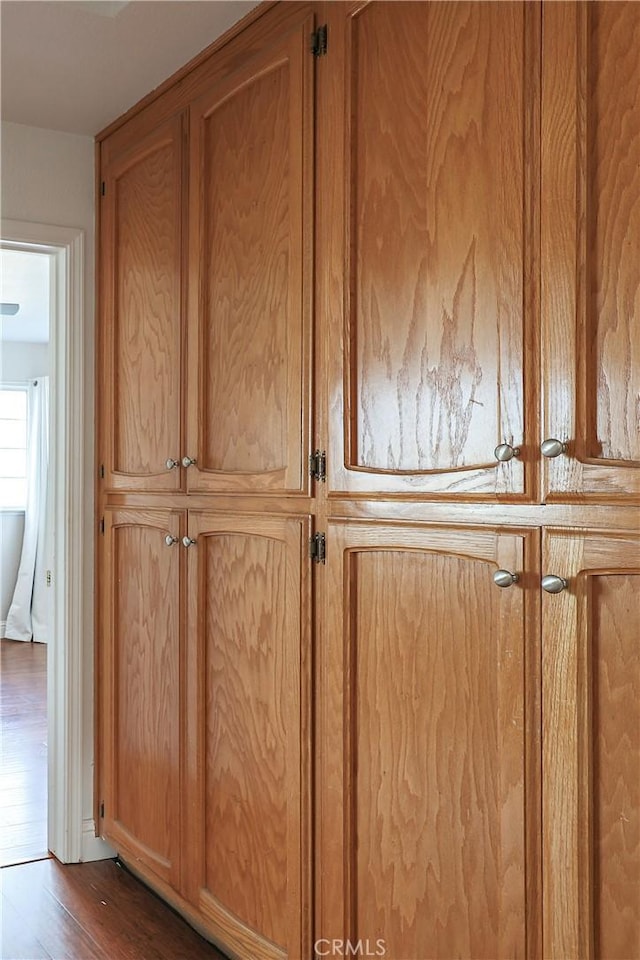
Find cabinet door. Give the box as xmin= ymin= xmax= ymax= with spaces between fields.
xmin=542 ymin=529 xmax=640 ymax=959
xmin=100 ymin=115 xmax=185 ymax=492
xmin=317 ymin=521 xmax=541 ymax=959
xmin=319 ymin=2 xmax=540 ymax=499
xmin=100 ymin=508 xmax=184 ymax=890
xmin=186 ymin=15 xmax=313 ymax=496
xmin=542 ymin=3 xmax=640 ymax=502
xmin=184 ymin=512 xmax=312 ymax=960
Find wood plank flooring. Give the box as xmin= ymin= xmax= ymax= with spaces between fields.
xmin=0 ymin=638 xmax=48 ymax=866
xmin=0 ymin=857 xmax=229 ymax=959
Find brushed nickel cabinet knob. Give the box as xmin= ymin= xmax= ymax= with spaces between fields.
xmin=540 ymin=438 xmax=567 ymax=458
xmin=182 ymin=456 xmax=197 ymax=468
xmin=165 ymin=458 xmax=180 ymax=470
xmin=182 ymin=536 xmax=196 ymax=548
xmin=494 ymin=443 xmax=520 ymax=462
xmin=541 ymin=574 xmax=568 ymax=593
xmin=493 ymin=569 xmax=519 ymax=588
xmin=164 ymin=535 xmax=179 ymax=547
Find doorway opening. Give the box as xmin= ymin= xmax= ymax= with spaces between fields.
xmin=0 ymin=220 xmax=108 ymax=865
xmin=1 ymin=246 xmax=51 ymax=866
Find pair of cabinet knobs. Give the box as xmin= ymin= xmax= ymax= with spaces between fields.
xmin=166 ymin=457 xmax=197 ymax=469
xmin=494 ymin=439 xmax=568 ymax=462
xmin=493 ymin=570 xmax=568 ymax=592
xmin=165 ymin=535 xmax=196 ymax=548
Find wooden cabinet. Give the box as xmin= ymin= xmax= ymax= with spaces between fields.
xmin=96 ymin=2 xmax=640 ymax=959
xmin=100 ymin=508 xmax=184 ymax=889
xmin=100 ymin=12 xmax=314 ymax=498
xmin=187 ymin=19 xmax=314 ymax=496
xmin=100 ymin=116 xmax=186 ymax=493
xmin=542 ymin=2 xmax=640 ymax=501
xmin=319 ymin=1 xmax=540 ymax=500
xmin=184 ymin=512 xmax=312 ymax=960
xmin=317 ymin=522 xmax=542 ymax=959
xmin=543 ymin=529 xmax=640 ymax=960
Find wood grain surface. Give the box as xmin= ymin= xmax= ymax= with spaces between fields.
xmin=102 ymin=116 xmax=184 ymax=492
xmin=317 ymin=521 xmax=540 ymax=960
xmin=542 ymin=1 xmax=640 ymax=501
xmin=587 ymin=4 xmax=640 ymax=464
xmin=592 ymin=574 xmax=640 ymax=959
xmin=184 ymin=512 xmax=311 ymax=960
xmin=542 ymin=529 xmax=640 ymax=959
xmin=319 ymin=0 xmax=540 ymax=498
xmin=0 ymin=858 xmax=227 ymax=960
xmin=101 ymin=509 xmax=184 ymax=889
xmin=187 ymin=18 xmax=313 ymax=495
xmin=0 ymin=639 xmax=48 ymax=867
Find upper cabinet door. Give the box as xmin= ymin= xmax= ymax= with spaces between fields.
xmin=319 ymin=2 xmax=540 ymax=500
xmin=542 ymin=3 xmax=640 ymax=502
xmin=187 ymin=15 xmax=314 ymax=496
xmin=100 ymin=115 xmax=185 ymax=493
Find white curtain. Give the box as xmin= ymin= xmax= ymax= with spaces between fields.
xmin=5 ymin=378 xmax=50 ymax=642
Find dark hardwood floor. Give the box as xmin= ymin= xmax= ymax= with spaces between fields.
xmin=0 ymin=857 xmax=229 ymax=959
xmin=0 ymin=642 xmax=227 ymax=958
xmin=0 ymin=638 xmax=48 ymax=866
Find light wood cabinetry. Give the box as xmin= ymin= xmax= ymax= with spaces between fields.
xmin=187 ymin=22 xmax=313 ymax=496
xmin=184 ymin=512 xmax=312 ymax=960
xmin=319 ymin=1 xmax=540 ymax=500
xmin=317 ymin=521 xmax=541 ymax=960
xmin=541 ymin=2 xmax=640 ymax=503
xmin=96 ymin=2 xmax=639 ymax=959
xmin=543 ymin=529 xmax=640 ymax=960
xmin=100 ymin=508 xmax=185 ymax=889
xmin=100 ymin=117 xmax=186 ymax=493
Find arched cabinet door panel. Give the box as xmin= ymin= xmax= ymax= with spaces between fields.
xmin=186 ymin=14 xmax=314 ymax=496
xmin=183 ymin=511 xmax=312 ymax=960
xmin=316 ymin=520 xmax=542 ymax=960
xmin=542 ymin=2 xmax=640 ymax=502
xmin=100 ymin=115 xmax=185 ymax=493
xmin=542 ymin=529 xmax=640 ymax=959
xmin=100 ymin=508 xmax=185 ymax=891
xmin=318 ymin=2 xmax=540 ymax=500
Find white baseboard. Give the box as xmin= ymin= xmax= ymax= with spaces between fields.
xmin=81 ymin=819 xmax=116 ymax=862
xmin=0 ymin=621 xmax=6 ymax=637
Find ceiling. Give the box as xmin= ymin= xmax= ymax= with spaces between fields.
xmin=0 ymin=0 xmax=260 ymax=136
xmin=0 ymin=249 xmax=51 ymax=344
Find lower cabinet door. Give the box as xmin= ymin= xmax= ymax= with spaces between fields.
xmin=316 ymin=521 xmax=541 ymax=960
xmin=100 ymin=508 xmax=185 ymax=890
xmin=184 ymin=511 xmax=312 ymax=960
xmin=543 ymin=528 xmax=640 ymax=960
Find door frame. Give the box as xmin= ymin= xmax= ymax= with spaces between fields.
xmin=1 ymin=218 xmax=110 ymax=863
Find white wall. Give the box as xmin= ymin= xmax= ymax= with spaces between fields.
xmin=1 ymin=121 xmax=97 ymax=836
xmin=0 ymin=340 xmax=50 ymax=629
xmin=0 ymin=341 xmax=49 ymax=381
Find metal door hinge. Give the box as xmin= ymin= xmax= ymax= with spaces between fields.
xmin=309 ymin=532 xmax=326 ymax=564
xmin=46 ymin=570 xmax=52 ymax=587
xmin=309 ymin=449 xmax=326 ymax=482
xmin=99 ymin=464 xmax=105 ymax=479
xmin=101 ymin=181 xmax=106 ymax=196
xmin=100 ymin=802 xmax=105 ymax=818
xmin=311 ymin=24 xmax=327 ymax=57
xmin=100 ymin=517 xmax=105 ymax=535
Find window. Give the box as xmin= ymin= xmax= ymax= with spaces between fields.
xmin=0 ymin=385 xmax=28 ymax=509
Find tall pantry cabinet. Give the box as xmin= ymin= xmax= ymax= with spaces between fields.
xmin=98 ymin=5 xmax=315 ymax=959
xmin=96 ymin=3 xmax=640 ymax=960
